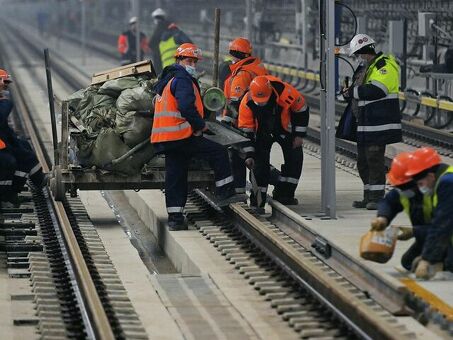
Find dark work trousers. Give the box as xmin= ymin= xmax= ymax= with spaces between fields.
xmin=252 ymin=134 xmax=303 ymax=207
xmin=0 ymin=151 xmax=17 ymax=200
xmin=164 ymin=136 xmax=234 ymax=221
xmin=401 ymin=226 xmax=428 ymax=271
xmin=0 ymin=140 xmax=44 ymax=199
xmin=357 ymin=144 xmax=386 ymax=202
xmin=230 ymin=146 xmax=246 ymax=194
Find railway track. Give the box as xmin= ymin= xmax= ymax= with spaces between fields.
xmin=2 ymin=21 xmax=452 ymax=339
xmin=1 ymin=24 xmax=147 ymax=339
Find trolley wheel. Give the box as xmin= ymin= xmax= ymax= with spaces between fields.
xmin=50 ymin=166 xmax=66 ymax=201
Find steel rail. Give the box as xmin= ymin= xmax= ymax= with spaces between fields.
xmin=0 ymin=26 xmax=115 ymax=340
xmin=227 ymin=202 xmax=409 ymax=339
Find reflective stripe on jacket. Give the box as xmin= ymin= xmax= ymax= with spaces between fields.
xmin=238 ymin=75 xmax=308 ymax=136
xmin=151 ymin=78 xmax=204 ymax=143
xmin=399 ymin=193 xmax=433 ymax=224
xmin=357 ymin=53 xmax=402 ymax=145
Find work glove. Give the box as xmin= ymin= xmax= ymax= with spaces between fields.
xmin=396 ymin=226 xmax=414 ymax=241
xmin=245 ymin=158 xmax=255 ymax=170
xmin=370 ymin=216 xmax=388 ymax=231
xmin=414 ymin=259 xmax=444 ymax=280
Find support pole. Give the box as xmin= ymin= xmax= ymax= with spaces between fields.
xmin=133 ymin=0 xmax=141 ymax=63
xmin=81 ymin=0 xmax=86 ymax=65
xmin=212 ymin=8 xmax=221 ymax=88
xmin=319 ymin=0 xmax=336 ymax=218
xmin=245 ymin=0 xmax=253 ymax=41
xmin=44 ymin=49 xmax=59 ymax=165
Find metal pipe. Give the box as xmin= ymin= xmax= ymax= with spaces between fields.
xmin=43 ymin=48 xmax=59 ymax=165
xmin=134 ymin=0 xmax=140 ymax=63
xmin=81 ymin=0 xmax=86 ymax=65
xmin=212 ymin=8 xmax=221 ymax=88
xmin=245 ymin=0 xmax=253 ymax=41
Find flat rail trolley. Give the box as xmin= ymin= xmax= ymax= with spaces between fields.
xmin=48 ymin=61 xmax=248 ymax=201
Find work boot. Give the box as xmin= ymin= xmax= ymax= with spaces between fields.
xmin=273 ymin=196 xmax=299 ymax=205
xmin=216 ymin=186 xmax=247 ymax=207
xmin=365 ymin=201 xmax=378 ymax=210
xmin=168 ymin=214 xmax=188 ymax=231
xmin=353 ymin=190 xmax=369 ymax=208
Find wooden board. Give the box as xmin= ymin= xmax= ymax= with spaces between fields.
xmin=91 ymin=60 xmax=156 ymax=85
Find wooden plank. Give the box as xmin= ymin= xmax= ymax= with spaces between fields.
xmin=91 ymin=60 xmax=156 ymax=85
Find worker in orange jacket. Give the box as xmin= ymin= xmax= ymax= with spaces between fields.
xmin=151 ymin=43 xmax=242 ymax=230
xmin=221 ymin=38 xmax=268 ymax=193
xmin=222 ymin=37 xmax=267 ymax=125
xmin=238 ymin=75 xmax=309 ymax=207
xmin=0 ymin=69 xmax=46 ymax=207
xmin=117 ymin=17 xmax=150 ymax=65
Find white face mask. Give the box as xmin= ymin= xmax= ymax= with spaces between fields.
xmin=184 ymin=65 xmax=197 ymax=77
xmin=358 ymin=56 xmax=368 ymax=64
xmin=418 ymin=186 xmax=432 ymax=195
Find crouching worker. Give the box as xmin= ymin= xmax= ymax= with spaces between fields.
xmin=151 ymin=44 xmax=242 ymax=231
xmin=405 ymin=147 xmax=453 ymax=279
xmin=238 ymin=75 xmax=309 ymax=208
xmin=0 ymin=69 xmax=46 ymax=208
xmin=370 ymin=152 xmax=433 ymax=272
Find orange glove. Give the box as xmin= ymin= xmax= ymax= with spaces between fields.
xmin=370 ymin=217 xmax=388 ymax=231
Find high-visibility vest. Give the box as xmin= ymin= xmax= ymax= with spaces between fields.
xmin=223 ymin=56 xmax=267 ymax=102
xmin=433 ymin=165 xmax=453 ymax=208
xmin=399 ymin=193 xmax=433 ymax=225
xmin=151 ymin=78 xmax=204 ymax=143
xmin=159 ymin=36 xmax=178 ymax=69
xmin=238 ymin=75 xmax=307 ymax=134
xmin=0 ymin=137 xmax=5 ymax=149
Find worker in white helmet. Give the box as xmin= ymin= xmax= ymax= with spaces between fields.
xmin=117 ymin=16 xmax=150 ymax=65
xmin=343 ymin=33 xmax=402 ymax=210
xmin=148 ymin=8 xmax=192 ymax=74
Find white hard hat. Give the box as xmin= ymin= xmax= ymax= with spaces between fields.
xmin=349 ymin=34 xmax=375 ymax=56
xmin=129 ymin=16 xmax=137 ymax=24
xmin=152 ymin=8 xmax=167 ymax=19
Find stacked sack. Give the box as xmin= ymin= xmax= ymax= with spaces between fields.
xmin=66 ymin=76 xmax=156 ymax=175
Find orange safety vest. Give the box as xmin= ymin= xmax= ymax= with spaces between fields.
xmin=223 ymin=56 xmax=267 ymax=103
xmin=0 ymin=137 xmax=5 ymax=150
xmin=238 ymin=75 xmax=306 ymax=133
xmin=151 ymin=78 xmax=204 ymax=143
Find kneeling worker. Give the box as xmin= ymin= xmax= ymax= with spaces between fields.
xmin=151 ymin=43 xmax=241 ymax=231
xmin=405 ymin=147 xmax=453 ymax=279
xmin=0 ymin=69 xmax=46 ymax=207
xmin=238 ymin=75 xmax=309 ymax=207
xmin=370 ymin=152 xmax=433 ymax=271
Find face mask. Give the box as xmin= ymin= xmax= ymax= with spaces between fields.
xmin=184 ymin=65 xmax=197 ymax=77
xmin=418 ymin=186 xmax=432 ymax=195
xmin=397 ymin=188 xmax=415 ymax=199
xmin=358 ymin=56 xmax=368 ymax=64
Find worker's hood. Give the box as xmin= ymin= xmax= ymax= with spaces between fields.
xmin=154 ymin=63 xmax=193 ymax=95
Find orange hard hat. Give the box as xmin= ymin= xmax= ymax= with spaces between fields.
xmin=229 ymin=37 xmax=252 ymax=55
xmin=249 ymin=76 xmax=273 ymax=104
xmin=0 ymin=69 xmax=12 ymax=83
xmin=387 ymin=152 xmax=413 ymax=186
xmin=405 ymin=147 xmax=441 ymax=177
xmin=174 ymin=43 xmax=202 ymax=60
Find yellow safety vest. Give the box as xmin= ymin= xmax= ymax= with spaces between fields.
xmin=433 ymin=166 xmax=453 ymax=208
xmin=399 ymin=193 xmax=433 ymax=224
xmin=159 ymin=36 xmax=178 ymax=69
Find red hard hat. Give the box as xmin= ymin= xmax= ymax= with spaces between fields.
xmin=174 ymin=43 xmax=202 ymax=60
xmin=0 ymin=69 xmax=12 ymax=83
xmin=249 ymin=76 xmax=272 ymax=104
xmin=229 ymin=37 xmax=252 ymax=55
xmin=405 ymin=147 xmax=442 ymax=177
xmin=387 ymin=152 xmax=413 ymax=186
